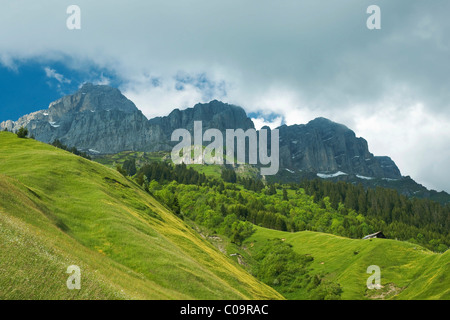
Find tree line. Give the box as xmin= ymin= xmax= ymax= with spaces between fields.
xmin=299 ymin=179 xmax=449 ymax=252
xmin=51 ymin=139 xmax=91 ymax=160
xmin=116 ymin=159 xmax=448 ymax=252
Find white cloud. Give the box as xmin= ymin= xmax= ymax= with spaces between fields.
xmin=0 ymin=53 xmax=18 ymax=72
xmin=351 ymin=103 xmax=450 ymax=192
xmin=93 ymin=74 xmax=111 ymax=86
xmin=44 ymin=67 xmax=71 ymax=84
xmin=251 ymin=116 xmax=283 ymax=130
xmin=120 ymin=71 xmax=228 ymax=119
xmin=121 ymin=80 xmax=205 ymax=119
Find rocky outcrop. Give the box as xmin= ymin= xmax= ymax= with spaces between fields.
xmin=278 ymin=117 xmax=401 ymax=179
xmin=149 ymin=99 xmax=255 ymax=136
xmin=0 ymin=85 xmax=254 ymax=154
xmin=0 ymin=83 xmax=169 ymax=153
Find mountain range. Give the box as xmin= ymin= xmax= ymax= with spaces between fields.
xmin=1 ymin=84 xmax=449 ymax=301
xmin=1 ymin=83 xmax=448 ymax=202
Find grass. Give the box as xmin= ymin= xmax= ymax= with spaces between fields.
xmin=93 ymin=150 xmax=168 ymax=168
xmin=0 ymin=132 xmax=283 ymax=300
xmin=244 ymin=226 xmax=449 ymax=300
xmin=187 ymin=164 xmax=222 ymax=179
xmin=94 ymin=149 xmax=260 ymax=181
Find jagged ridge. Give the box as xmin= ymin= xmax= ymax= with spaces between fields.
xmin=1 ymin=84 xmax=400 ymax=179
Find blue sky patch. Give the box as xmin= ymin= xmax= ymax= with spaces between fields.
xmin=0 ymin=60 xmax=121 ymax=122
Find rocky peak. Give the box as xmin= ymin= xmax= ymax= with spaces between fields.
xmin=0 ymin=84 xmax=149 ymax=153
xmin=150 ymin=100 xmax=254 ymax=134
xmin=48 ymin=83 xmax=139 ymax=115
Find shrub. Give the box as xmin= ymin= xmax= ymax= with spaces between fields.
xmin=116 ymin=164 xmax=128 ymax=177
xmin=16 ymin=127 xmax=28 ymax=138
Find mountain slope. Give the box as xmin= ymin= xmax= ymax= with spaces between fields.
xmin=245 ymin=227 xmax=449 ymax=300
xmin=0 ymin=83 xmax=166 ymax=153
xmin=0 ymin=132 xmax=283 ymax=300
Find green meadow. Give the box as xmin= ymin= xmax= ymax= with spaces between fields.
xmin=244 ymin=226 xmax=449 ymax=300
xmin=0 ymin=132 xmax=282 ymax=300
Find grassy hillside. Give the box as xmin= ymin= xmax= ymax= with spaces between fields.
xmin=0 ymin=132 xmax=283 ymax=300
xmin=93 ymin=150 xmax=260 ymax=181
xmin=244 ymin=227 xmax=449 ymax=300
xmin=93 ymin=150 xmax=168 ymax=168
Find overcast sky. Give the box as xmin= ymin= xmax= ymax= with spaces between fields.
xmin=1 ymin=0 xmax=449 ymax=192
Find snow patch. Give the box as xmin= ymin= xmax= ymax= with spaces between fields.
xmin=88 ymin=149 xmax=100 ymax=154
xmin=356 ymin=175 xmax=374 ymax=180
xmin=285 ymin=168 xmax=295 ymax=173
xmin=317 ymin=171 xmax=348 ymax=179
